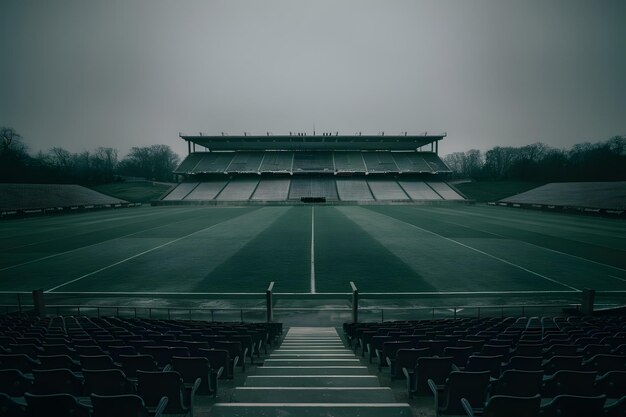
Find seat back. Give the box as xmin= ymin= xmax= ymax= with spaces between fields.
xmin=482 ymin=394 xmax=541 ymax=417
xmin=198 ymin=349 xmax=230 ymax=378
xmin=90 ymin=393 xmax=153 ymax=417
xmin=24 ymin=392 xmax=90 ymax=417
xmin=0 ymin=369 xmax=32 ymax=396
xmin=466 ymin=355 xmax=504 ymax=378
xmin=505 ymin=356 xmax=542 ymax=371
xmin=0 ymin=392 xmax=27 ymax=417
xmin=595 ymin=370 xmax=626 ymax=397
xmin=32 ymin=368 xmax=82 ymax=395
xmin=542 ymin=370 xmax=597 ymax=397
xmin=80 ymin=354 xmax=116 ymax=371
xmin=489 ymin=369 xmax=543 ymax=397
xmin=416 ymin=356 xmax=454 ymax=393
xmin=171 ymin=356 xmax=211 ymax=394
xmin=0 ymin=354 xmax=37 ymax=373
xmin=443 ymin=371 xmax=491 ymax=414
xmin=540 ymin=394 xmax=606 ymax=417
xmin=542 ymin=355 xmax=583 ymax=375
xmin=84 ymin=369 xmax=133 ymax=395
xmin=137 ymin=370 xmax=186 ymax=413
xmin=444 ymin=346 xmax=473 ymax=368
xmin=37 ymin=355 xmax=79 ymax=371
xmin=119 ymin=354 xmax=156 ymax=378
xmin=584 ymin=354 xmax=626 ymax=374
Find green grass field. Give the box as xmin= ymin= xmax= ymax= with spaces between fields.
xmin=1 ymin=204 xmax=624 ymax=306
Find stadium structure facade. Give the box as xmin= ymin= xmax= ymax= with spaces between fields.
xmin=155 ymin=133 xmax=468 ymax=204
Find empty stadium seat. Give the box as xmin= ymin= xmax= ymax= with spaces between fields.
xmin=91 ymin=393 xmax=168 ymax=417
xmin=462 ymin=394 xmax=541 ymax=417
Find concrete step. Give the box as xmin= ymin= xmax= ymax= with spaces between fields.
xmin=263 ymin=359 xmax=361 ymax=366
xmin=231 ymin=387 xmax=396 ymax=403
xmin=274 ymin=349 xmax=349 ymax=354
xmin=255 ymin=366 xmax=370 ymax=376
xmin=244 ymin=375 xmax=379 ymax=387
xmin=270 ymin=354 xmax=355 ymax=359
xmin=208 ymin=403 xmax=412 ymax=417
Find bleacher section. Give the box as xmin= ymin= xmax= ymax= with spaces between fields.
xmin=160 ymin=178 xmax=465 ymax=203
xmin=174 ymin=151 xmax=451 ymax=175
xmin=336 ymin=179 xmax=374 ymax=201
xmin=334 ymin=152 xmax=367 ymax=173
xmin=193 ymin=153 xmax=234 ymax=173
xmin=251 ymin=179 xmax=291 ymax=201
xmin=362 ymin=152 xmax=400 ymax=173
xmin=367 ymin=180 xmax=410 ymax=201
xmin=216 ymin=178 xmax=260 ymax=201
xmin=398 ymin=180 xmax=442 ymax=200
xmin=427 ymin=181 xmax=465 ymax=200
xmin=225 ymin=152 xmax=264 ymax=173
xmin=259 ymin=152 xmax=293 ymax=173
xmin=500 ymin=182 xmax=626 ymax=211
xmin=0 ymin=183 xmax=131 ymax=214
xmin=289 ymin=178 xmax=338 ymax=201
xmin=185 ymin=180 xmax=227 ymax=200
xmin=292 ymin=152 xmax=334 ymax=173
xmin=162 ymin=182 xmax=199 ymax=200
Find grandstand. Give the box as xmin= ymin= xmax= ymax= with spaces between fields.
xmin=0 ymin=183 xmax=133 ymax=217
xmin=499 ymin=181 xmax=626 ymax=215
xmin=155 ymin=133 xmax=468 ymax=204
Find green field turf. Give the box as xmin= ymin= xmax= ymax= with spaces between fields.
xmin=454 ymin=180 xmax=545 ymax=202
xmin=1 ymin=204 xmax=625 ymax=308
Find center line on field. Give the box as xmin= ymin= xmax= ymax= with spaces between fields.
xmin=375 ymin=211 xmax=580 ymax=292
xmin=608 ymin=275 xmax=626 ymax=282
xmin=45 ymin=215 xmax=235 ymax=293
xmin=310 ymin=206 xmax=316 ymax=294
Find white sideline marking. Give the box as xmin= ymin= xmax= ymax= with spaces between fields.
xmin=608 ymin=275 xmax=626 ymax=283
xmin=420 ymin=212 xmax=626 ymax=273
xmin=0 ymin=208 xmax=210 ymax=272
xmin=374 ymin=211 xmax=580 ymax=292
xmin=45 ymin=218 xmax=231 ymax=293
xmin=310 ymin=206 xmax=316 ymax=294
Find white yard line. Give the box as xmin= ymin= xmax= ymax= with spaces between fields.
xmin=608 ymin=275 xmax=626 ymax=283
xmin=0 ymin=208 xmax=210 ymax=272
xmin=45 ymin=218 xmax=231 ymax=293
xmin=374 ymin=210 xmax=580 ymax=292
xmin=418 ymin=210 xmax=626 ymax=273
xmin=310 ymin=206 xmax=316 ymax=294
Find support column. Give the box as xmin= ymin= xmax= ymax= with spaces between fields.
xmin=350 ymin=281 xmax=358 ymax=323
xmin=187 ymin=140 xmax=191 ymax=154
xmin=581 ymin=288 xmax=595 ymax=316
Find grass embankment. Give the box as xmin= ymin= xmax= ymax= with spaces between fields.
xmin=90 ymin=181 xmax=173 ymax=203
xmin=454 ymin=180 xmax=545 ymax=202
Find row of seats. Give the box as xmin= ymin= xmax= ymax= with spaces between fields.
xmin=345 ymin=316 xmax=626 ymax=417
xmin=0 ymin=313 xmax=283 ymax=417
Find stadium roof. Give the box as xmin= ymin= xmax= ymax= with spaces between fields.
xmin=180 ymin=133 xmax=446 ymax=151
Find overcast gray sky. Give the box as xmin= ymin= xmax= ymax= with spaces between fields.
xmin=1 ymin=0 xmax=625 ymax=158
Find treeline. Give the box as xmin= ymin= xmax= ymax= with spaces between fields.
xmin=0 ymin=127 xmax=180 ymax=184
xmin=444 ymin=136 xmax=626 ymax=181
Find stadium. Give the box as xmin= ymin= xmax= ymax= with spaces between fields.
xmin=1 ymin=130 xmax=625 ymax=417
xmin=2 ymin=1 xmax=625 ymax=416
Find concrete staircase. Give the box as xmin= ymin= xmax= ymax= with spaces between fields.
xmin=209 ymin=327 xmax=412 ymax=417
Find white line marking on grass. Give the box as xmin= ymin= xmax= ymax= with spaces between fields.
xmin=310 ymin=206 xmax=316 ymax=294
xmin=418 ymin=211 xmax=626 ymax=273
xmin=0 ymin=208 xmax=210 ymax=273
xmin=45 ymin=217 xmax=234 ymax=293
xmin=375 ymin=211 xmax=580 ymax=292
xmin=608 ymin=275 xmax=626 ymax=282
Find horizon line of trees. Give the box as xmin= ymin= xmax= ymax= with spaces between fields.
xmin=443 ymin=136 xmax=625 ymax=182
xmin=0 ymin=127 xmax=180 ymax=184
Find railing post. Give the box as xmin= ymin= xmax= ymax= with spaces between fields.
xmin=32 ymin=289 xmax=45 ymax=317
xmin=350 ymin=282 xmax=358 ymax=323
xmin=581 ymin=288 xmax=595 ymax=316
xmin=266 ymin=282 xmax=274 ymax=322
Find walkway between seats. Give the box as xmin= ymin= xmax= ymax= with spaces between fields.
xmin=209 ymin=327 xmax=412 ymax=416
